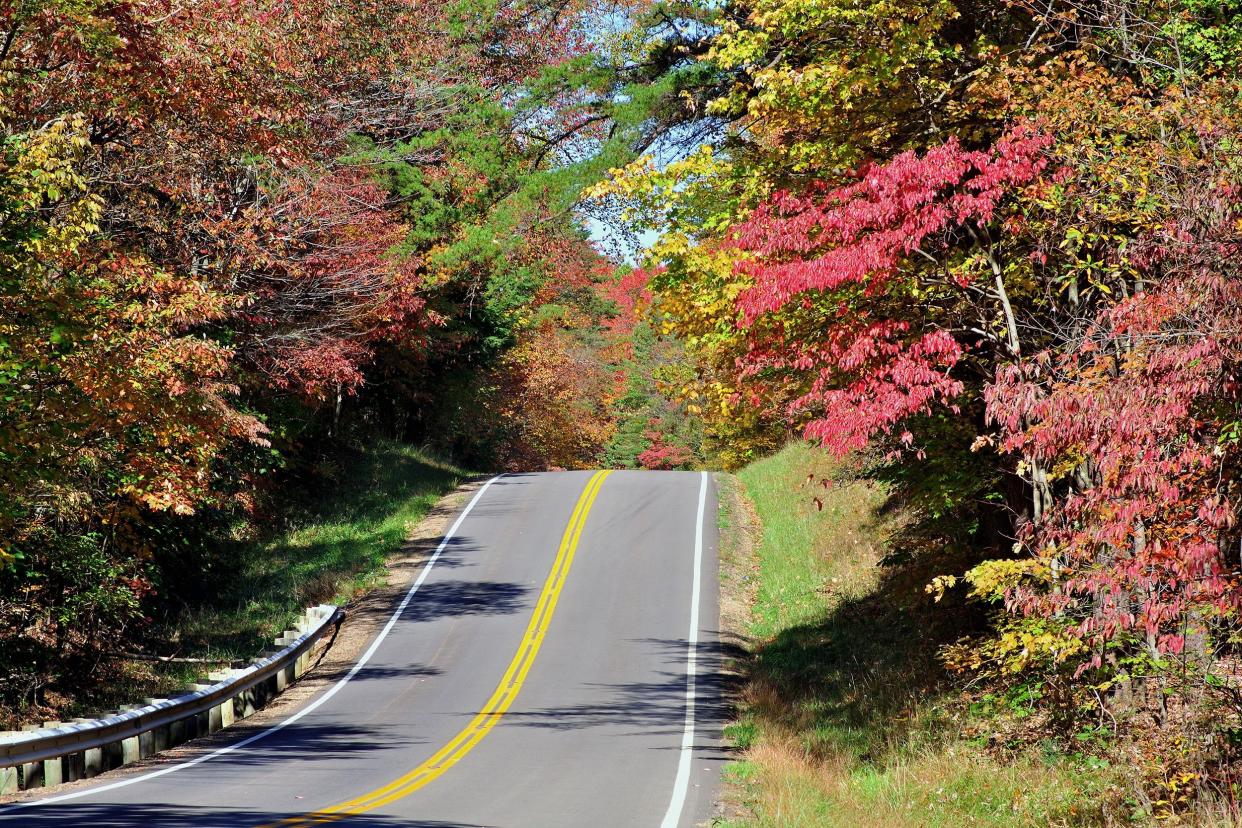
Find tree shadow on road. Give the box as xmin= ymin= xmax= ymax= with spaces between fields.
xmin=502 ymin=635 xmax=743 ymax=761
xmin=398 ymin=580 xmax=530 ymax=624
xmin=2 ymin=802 xmax=486 ymax=827
xmin=138 ymin=721 xmax=422 ymax=769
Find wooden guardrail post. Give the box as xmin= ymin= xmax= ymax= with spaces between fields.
xmin=116 ymin=706 xmax=143 ymax=763
xmin=188 ymin=681 xmax=221 ymax=734
xmin=179 ymin=696 xmax=203 ymax=742
xmin=40 ymin=722 xmax=65 ymax=786
xmin=122 ymin=733 xmax=141 ymax=765
xmin=295 ymin=612 xmax=313 ymax=678
xmin=206 ymin=671 xmax=235 ymax=729
xmin=64 ymin=749 xmax=85 ymax=783
xmin=281 ymin=630 xmax=300 ymax=682
xmin=168 ymin=710 xmax=188 ymax=747
xmin=101 ymin=713 xmax=124 ymax=774
xmin=240 ymin=687 xmax=256 ymax=719
xmin=258 ymin=647 xmax=282 ymax=704
xmin=70 ymin=718 xmax=98 ymax=779
xmin=0 ymin=733 xmax=16 ymax=795
xmin=18 ymin=724 xmax=40 ymax=790
xmin=236 ymin=669 xmax=259 ymax=720
xmin=143 ymin=700 xmax=172 ymax=754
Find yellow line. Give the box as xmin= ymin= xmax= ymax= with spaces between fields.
xmin=261 ymin=470 xmax=611 ymax=828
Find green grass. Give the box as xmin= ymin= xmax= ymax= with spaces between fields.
xmin=737 ymin=444 xmax=886 ymax=639
xmin=165 ymin=440 xmax=473 ymax=661
xmin=43 ymin=440 xmax=472 ymax=725
xmin=719 ymin=442 xmax=1126 ymax=828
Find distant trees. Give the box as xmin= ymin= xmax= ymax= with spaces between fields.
xmin=0 ymin=0 xmax=683 ymax=711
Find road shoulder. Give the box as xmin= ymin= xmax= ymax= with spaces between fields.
xmin=712 ymin=471 xmax=760 ymax=825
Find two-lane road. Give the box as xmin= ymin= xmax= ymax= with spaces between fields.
xmin=0 ymin=470 xmax=725 ymax=827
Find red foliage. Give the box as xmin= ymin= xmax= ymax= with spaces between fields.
xmin=637 ymin=425 xmax=693 ymax=470
xmin=731 ymin=120 xmax=1242 ymax=659
xmin=731 ymin=128 xmax=1050 ymax=455
xmin=224 ymin=171 xmax=429 ymax=399
xmin=604 ymin=267 xmax=654 ymax=336
xmin=735 ymin=126 xmax=1052 ymax=321
xmin=990 ymin=212 xmax=1242 ymax=658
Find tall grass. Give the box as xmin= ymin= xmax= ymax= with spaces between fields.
xmin=719 ymin=442 xmax=1124 ymax=827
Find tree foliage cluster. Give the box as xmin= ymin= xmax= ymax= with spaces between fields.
xmin=0 ymin=0 xmax=706 ymax=715
xmin=595 ymin=0 xmax=1242 ymax=809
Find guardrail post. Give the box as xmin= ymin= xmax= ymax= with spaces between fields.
xmin=274 ymin=640 xmax=287 ymax=689
xmin=64 ymin=749 xmax=85 ymax=783
xmin=236 ymin=673 xmax=258 ymax=720
xmin=294 ymin=613 xmax=313 ymax=678
xmin=218 ymin=669 xmax=240 ymax=722
xmin=101 ymin=713 xmax=124 ymax=773
xmin=169 ymin=707 xmax=197 ymax=746
xmin=176 ymin=692 xmax=203 ymax=742
xmin=124 ymin=705 xmax=156 ymax=760
xmin=207 ymin=672 xmax=235 ymax=729
xmin=274 ymin=632 xmax=297 ymax=689
xmin=169 ymin=713 xmax=186 ymax=746
xmin=281 ymin=629 xmax=301 ymax=680
xmin=142 ymin=700 xmax=171 ymax=754
xmin=40 ymin=722 xmax=64 ymax=786
xmin=117 ymin=705 xmax=142 ymax=763
xmin=18 ymin=724 xmax=41 ymax=789
xmin=122 ymin=732 xmax=140 ymax=765
xmin=182 ymin=686 xmax=206 ymax=736
xmin=259 ymin=647 xmax=282 ymax=695
xmin=0 ymin=733 xmax=16 ymax=795
xmin=189 ymin=681 xmax=222 ymax=734
xmin=71 ymin=718 xmax=101 ymax=779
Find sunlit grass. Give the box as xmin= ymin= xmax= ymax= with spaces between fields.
xmin=45 ymin=440 xmax=471 ymax=724
xmin=721 ymin=442 xmax=1125 ymax=827
xmin=170 ymin=441 xmax=473 ymax=660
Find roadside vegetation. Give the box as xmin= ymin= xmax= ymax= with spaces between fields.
xmin=719 ymin=443 xmax=1143 ymax=826
xmin=160 ymin=441 xmax=471 ymax=662
xmin=0 ymin=440 xmax=469 ymax=728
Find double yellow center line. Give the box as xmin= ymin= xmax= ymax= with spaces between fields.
xmin=265 ymin=470 xmax=612 ymax=827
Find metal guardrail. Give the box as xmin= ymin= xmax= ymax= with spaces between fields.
xmin=0 ymin=603 xmax=344 ymax=793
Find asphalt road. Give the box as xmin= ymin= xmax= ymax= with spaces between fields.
xmin=1 ymin=470 xmax=726 ymax=827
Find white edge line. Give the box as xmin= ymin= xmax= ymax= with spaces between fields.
xmin=0 ymin=475 xmax=503 ymax=816
xmin=659 ymin=470 xmax=708 ymax=828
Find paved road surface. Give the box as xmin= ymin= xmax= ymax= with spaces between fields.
xmin=1 ymin=470 xmax=726 ymax=827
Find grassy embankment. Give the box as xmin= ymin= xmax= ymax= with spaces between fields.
xmin=52 ymin=441 xmax=472 ymax=722
xmin=716 ymin=442 xmax=1127 ymax=828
